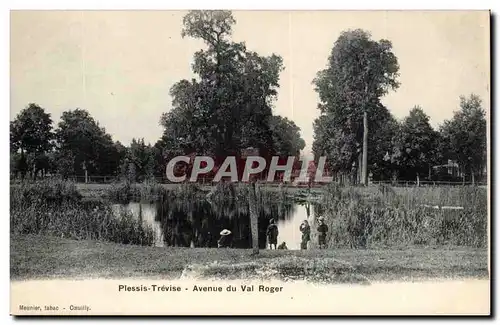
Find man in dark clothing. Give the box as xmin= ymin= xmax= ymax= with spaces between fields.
xmin=266 ymin=218 xmax=279 ymax=250
xmin=317 ymin=217 xmax=328 ymax=249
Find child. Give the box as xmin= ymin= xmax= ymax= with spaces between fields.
xmin=299 ymin=220 xmax=311 ymax=250
xmin=317 ymin=217 xmax=328 ymax=249
xmin=277 ymin=242 xmax=288 ymax=250
xmin=217 ymin=229 xmax=232 ymax=248
xmin=266 ymin=218 xmax=279 ymax=250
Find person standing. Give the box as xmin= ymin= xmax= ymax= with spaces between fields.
xmin=317 ymin=217 xmax=329 ymax=249
xmin=266 ymin=218 xmax=279 ymax=250
xmin=299 ymin=220 xmax=311 ymax=250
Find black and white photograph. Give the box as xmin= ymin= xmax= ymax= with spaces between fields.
xmin=9 ymin=9 xmax=490 ymax=316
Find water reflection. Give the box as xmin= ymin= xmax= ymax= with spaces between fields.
xmin=112 ymin=199 xmax=318 ymax=250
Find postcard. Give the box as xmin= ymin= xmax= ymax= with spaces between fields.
xmin=9 ymin=9 xmax=490 ymax=316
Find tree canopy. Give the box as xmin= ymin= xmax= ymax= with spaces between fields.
xmin=54 ymin=109 xmax=121 ymax=177
xmin=391 ymin=106 xmax=439 ymax=180
xmin=10 ymin=103 xmax=53 ymax=154
xmin=439 ymin=94 xmax=487 ymax=182
xmin=312 ymin=29 xmax=400 ymax=182
xmin=9 ymin=14 xmax=487 ymax=185
xmin=158 ymin=10 xmax=301 ymax=169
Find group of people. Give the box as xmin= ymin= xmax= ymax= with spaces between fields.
xmin=267 ymin=217 xmax=329 ymax=250
xmin=297 ymin=217 xmax=329 ymax=250
xmin=217 ymin=217 xmax=329 ymax=250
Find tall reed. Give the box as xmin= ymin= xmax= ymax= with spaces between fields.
xmin=11 ymin=180 xmax=155 ymax=246
xmin=106 ymin=180 xmax=168 ymax=203
xmin=318 ymin=184 xmax=487 ymax=248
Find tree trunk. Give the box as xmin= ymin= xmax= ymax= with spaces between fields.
xmin=471 ymin=167 xmax=475 ymax=185
xmin=362 ymin=110 xmax=369 ymax=186
xmin=357 ymin=153 xmax=362 ymax=184
xmin=248 ymin=182 xmax=259 ymax=255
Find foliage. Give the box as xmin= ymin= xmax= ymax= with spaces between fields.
xmin=119 ymin=138 xmax=156 ymax=182
xmin=439 ymin=94 xmax=487 ymax=182
xmin=391 ymin=106 xmax=439 ymax=180
xmin=10 ymin=151 xmax=29 ymax=179
xmin=10 ymin=103 xmax=53 ymax=155
xmin=106 ymin=180 xmax=168 ymax=203
xmin=319 ymin=184 xmax=487 ymax=248
xmin=158 ymin=10 xmax=302 ymax=165
xmin=10 ymin=179 xmax=82 ymax=204
xmin=54 ymin=109 xmax=123 ymax=177
xmin=10 ymin=104 xmax=54 ymax=179
xmin=10 ymin=180 xmax=155 ymax=246
xmin=312 ymin=29 xmax=400 ymax=179
xmin=269 ymin=115 xmax=306 ymax=157
xmin=9 ymin=16 xmax=487 ymax=185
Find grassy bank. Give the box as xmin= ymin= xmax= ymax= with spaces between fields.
xmin=11 ymin=234 xmax=489 ymax=283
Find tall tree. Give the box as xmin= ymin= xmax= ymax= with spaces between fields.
xmin=368 ymin=109 xmax=400 ymax=181
xmin=312 ymin=113 xmax=357 ymax=177
xmin=10 ymin=103 xmax=53 ymax=154
xmin=269 ymin=115 xmax=306 ymax=157
xmin=54 ymin=109 xmax=120 ymax=178
xmin=121 ymin=138 xmax=156 ymax=182
xmin=10 ymin=103 xmax=54 ymax=178
xmin=163 ymin=10 xmax=291 ymax=254
xmin=313 ymin=29 xmax=400 ymax=184
xmin=440 ymin=94 xmax=487 ymax=183
xmin=393 ymin=106 xmax=438 ymax=183
xmin=160 ymin=10 xmax=285 ymax=165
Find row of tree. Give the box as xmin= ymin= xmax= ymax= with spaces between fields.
xmin=9 ymin=103 xmax=305 ymax=182
xmin=11 ymin=11 xmax=308 ymax=182
xmin=10 ymin=11 xmax=487 ymax=184
xmin=311 ymin=29 xmax=487 ymax=184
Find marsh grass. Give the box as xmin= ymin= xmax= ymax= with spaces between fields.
xmin=12 ymin=179 xmax=487 ymax=250
xmin=207 ymin=182 xmax=289 ymax=206
xmin=106 ymin=180 xmax=170 ymax=203
xmin=11 ymin=180 xmax=155 ymax=246
xmin=320 ymin=184 xmax=487 ymax=248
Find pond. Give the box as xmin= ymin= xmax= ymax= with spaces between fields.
xmin=111 ymin=199 xmax=322 ymax=250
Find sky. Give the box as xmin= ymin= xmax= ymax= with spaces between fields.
xmin=10 ymin=10 xmax=490 ymax=156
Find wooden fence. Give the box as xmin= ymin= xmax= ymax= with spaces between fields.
xmin=14 ymin=174 xmax=487 ymax=188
